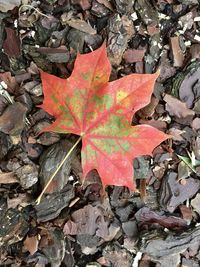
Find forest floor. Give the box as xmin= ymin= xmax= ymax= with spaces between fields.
xmin=0 ymin=0 xmax=200 ymax=267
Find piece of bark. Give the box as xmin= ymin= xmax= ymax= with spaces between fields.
xmin=0 ymin=172 xmax=18 ymax=184
xmin=123 ymin=49 xmax=145 ymax=63
xmin=170 ymin=36 xmax=184 ymax=67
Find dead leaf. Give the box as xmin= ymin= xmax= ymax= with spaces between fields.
xmin=164 ymin=94 xmax=195 ymax=118
xmin=40 ymin=44 xmax=169 ymax=190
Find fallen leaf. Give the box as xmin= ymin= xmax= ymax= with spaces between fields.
xmin=40 ymin=44 xmax=169 ymax=190
xmin=164 ymin=94 xmax=195 ymax=118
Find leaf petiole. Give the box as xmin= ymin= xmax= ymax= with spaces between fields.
xmin=35 ymin=136 xmax=82 ymax=205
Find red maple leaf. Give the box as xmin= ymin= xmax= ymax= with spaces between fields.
xmin=40 ymin=44 xmax=169 ymax=190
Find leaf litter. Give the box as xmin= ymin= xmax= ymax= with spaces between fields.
xmin=0 ymin=1 xmax=200 ymax=266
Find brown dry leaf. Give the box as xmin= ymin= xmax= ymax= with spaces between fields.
xmin=0 ymin=102 xmax=27 ymax=136
xmin=123 ymin=49 xmax=146 ymax=63
xmin=3 ymin=28 xmax=21 ymax=57
xmin=0 ymin=172 xmax=18 ymax=184
xmin=164 ymin=94 xmax=195 ymax=118
xmin=24 ymin=236 xmax=39 ymax=255
xmin=67 ymin=19 xmax=96 ymax=35
xmin=170 ymin=36 xmax=184 ymax=67
xmin=191 ymin=193 xmax=200 ymax=215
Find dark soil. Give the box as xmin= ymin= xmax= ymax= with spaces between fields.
xmin=0 ymin=1 xmax=200 ymax=267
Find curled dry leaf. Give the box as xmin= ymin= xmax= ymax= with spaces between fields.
xmin=40 ymin=44 xmax=169 ymax=190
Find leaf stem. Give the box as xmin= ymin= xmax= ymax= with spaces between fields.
xmin=35 ymin=136 xmax=82 ymax=205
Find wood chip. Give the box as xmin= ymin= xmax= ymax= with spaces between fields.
xmin=170 ymin=36 xmax=184 ymax=67
xmin=67 ymin=19 xmax=96 ymax=35
xmin=0 ymin=172 xmax=18 ymax=184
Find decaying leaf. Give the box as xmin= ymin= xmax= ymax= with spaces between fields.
xmin=40 ymin=44 xmax=169 ymax=190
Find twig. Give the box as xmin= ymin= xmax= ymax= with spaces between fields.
xmin=35 ymin=136 xmax=82 ymax=205
xmin=18 ymin=4 xmax=50 ymax=19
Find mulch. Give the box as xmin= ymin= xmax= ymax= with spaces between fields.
xmin=0 ymin=0 xmax=200 ymax=266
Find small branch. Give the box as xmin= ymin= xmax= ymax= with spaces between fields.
xmin=35 ymin=136 xmax=82 ymax=205
xmin=18 ymin=4 xmax=50 ymax=19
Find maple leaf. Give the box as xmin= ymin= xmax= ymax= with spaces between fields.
xmin=40 ymin=43 xmax=169 ymax=190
